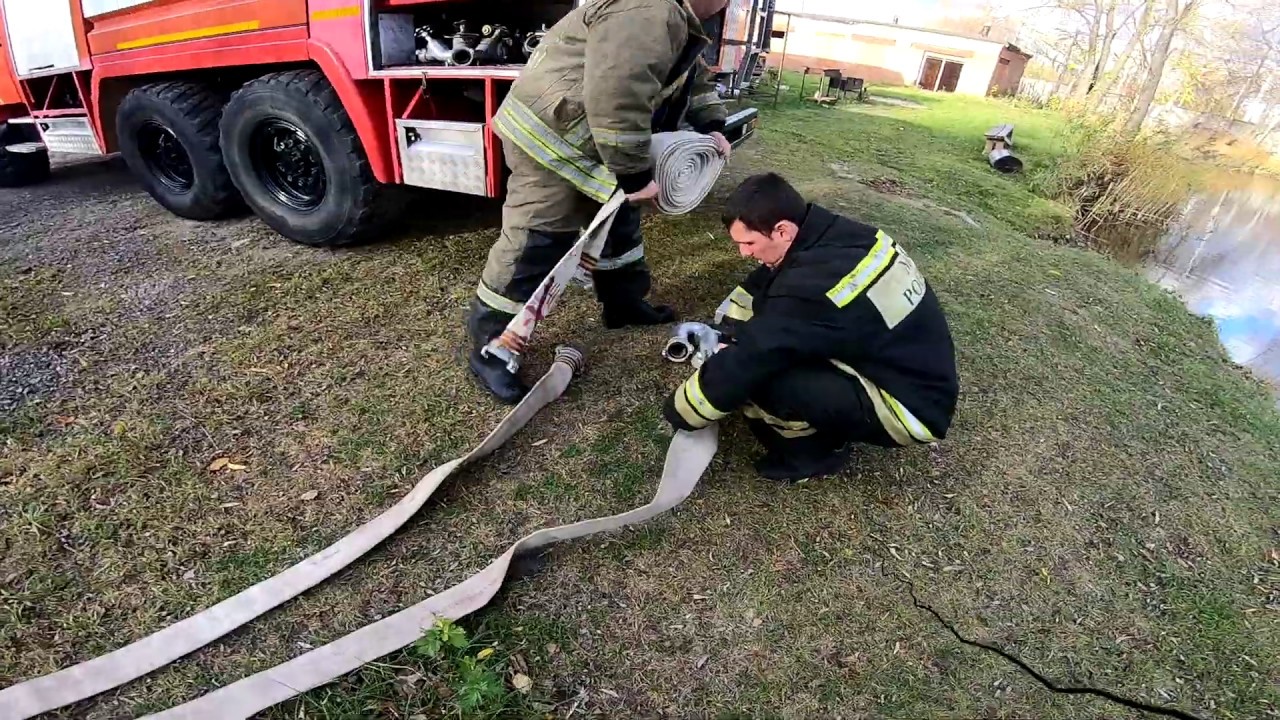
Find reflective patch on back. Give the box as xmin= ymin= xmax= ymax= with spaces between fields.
xmin=867 ymin=250 xmax=927 ymax=329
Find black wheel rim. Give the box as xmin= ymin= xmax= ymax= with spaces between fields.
xmin=138 ymin=121 xmax=194 ymax=193
xmin=250 ymin=119 xmax=326 ymax=211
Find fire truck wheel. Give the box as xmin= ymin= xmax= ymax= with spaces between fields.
xmin=116 ymin=81 xmax=242 ymax=220
xmin=221 ymin=70 xmax=383 ymax=247
xmin=0 ymin=122 xmax=51 ymax=188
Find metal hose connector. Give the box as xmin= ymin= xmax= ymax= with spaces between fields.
xmin=663 ymin=336 xmax=693 ymax=363
xmin=450 ymin=46 xmax=476 ymax=66
xmin=662 ymin=322 xmax=722 ymax=368
xmin=522 ymin=23 xmax=548 ymax=59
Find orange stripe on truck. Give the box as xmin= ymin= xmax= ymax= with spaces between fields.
xmin=310 ymin=6 xmax=360 ymax=21
xmin=116 ymin=20 xmax=261 ymax=50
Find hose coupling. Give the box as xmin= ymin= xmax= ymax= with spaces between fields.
xmin=662 ymin=322 xmax=722 ymax=369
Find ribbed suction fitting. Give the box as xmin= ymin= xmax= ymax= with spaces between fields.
xmin=554 ymin=346 xmax=585 ymax=375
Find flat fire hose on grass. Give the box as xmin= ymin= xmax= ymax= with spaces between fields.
xmin=0 ymin=132 xmax=726 ymax=720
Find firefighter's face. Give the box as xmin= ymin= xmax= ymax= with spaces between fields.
xmin=689 ymin=0 xmax=731 ymax=20
xmin=729 ymin=220 xmax=796 ymax=268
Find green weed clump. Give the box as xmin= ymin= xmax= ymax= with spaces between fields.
xmin=409 ymin=619 xmax=513 ymax=714
xmin=1031 ymin=117 xmax=1201 ymax=259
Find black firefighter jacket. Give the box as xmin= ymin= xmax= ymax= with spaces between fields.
xmin=664 ymin=204 xmax=960 ymax=446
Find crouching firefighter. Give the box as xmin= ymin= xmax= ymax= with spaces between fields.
xmin=663 ymin=173 xmax=960 ymax=481
xmin=467 ymin=0 xmax=734 ymax=403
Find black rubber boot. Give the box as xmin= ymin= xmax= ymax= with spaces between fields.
xmin=468 ymin=348 xmax=529 ymax=405
xmin=753 ymin=445 xmax=851 ymax=482
xmin=465 ymin=298 xmax=528 ymax=405
xmin=748 ymin=422 xmax=851 ymax=482
xmin=602 ymin=300 xmax=677 ymax=329
xmin=592 ymin=239 xmax=676 ymax=329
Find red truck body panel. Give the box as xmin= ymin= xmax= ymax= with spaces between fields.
xmin=0 ymin=2 xmax=23 ymax=107
xmin=87 ymin=0 xmax=308 ymax=56
xmin=2 ymin=0 xmax=763 ymax=194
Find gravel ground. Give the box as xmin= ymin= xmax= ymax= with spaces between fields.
xmin=0 ymin=155 xmax=331 ymax=420
xmin=0 ymin=348 xmax=69 ymax=414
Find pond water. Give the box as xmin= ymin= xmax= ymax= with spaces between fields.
xmin=1146 ymin=173 xmax=1280 ymax=399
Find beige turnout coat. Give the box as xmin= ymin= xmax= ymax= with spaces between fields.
xmin=494 ymin=0 xmax=728 ymax=202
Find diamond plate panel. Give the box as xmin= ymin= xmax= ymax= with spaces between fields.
xmin=396 ymin=120 xmax=487 ymax=197
xmin=38 ymin=118 xmax=103 ymax=155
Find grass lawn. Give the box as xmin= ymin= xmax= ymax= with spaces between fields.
xmin=2 ymin=83 xmax=1278 ymax=719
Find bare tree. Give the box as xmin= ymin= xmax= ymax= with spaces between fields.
xmin=1261 ymin=111 xmax=1280 ymax=141
xmin=1076 ymin=0 xmax=1121 ymax=99
xmin=1088 ymin=0 xmax=1155 ymax=110
xmin=1123 ymin=0 xmax=1201 ymax=134
xmin=1068 ymin=0 xmax=1105 ymax=96
xmin=1158 ymin=2 xmax=1280 ymax=122
xmin=1228 ymin=12 xmax=1280 ymax=120
xmin=1052 ymin=39 xmax=1081 ymax=96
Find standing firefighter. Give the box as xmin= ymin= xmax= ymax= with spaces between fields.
xmin=468 ymin=0 xmax=733 ymax=403
xmin=664 ymin=174 xmax=960 ymax=481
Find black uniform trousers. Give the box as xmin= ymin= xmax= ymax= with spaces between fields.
xmin=745 ymin=360 xmax=897 ymax=457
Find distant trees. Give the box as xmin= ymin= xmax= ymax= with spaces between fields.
xmin=1019 ymin=0 xmax=1279 ymax=136
xmin=1122 ymin=0 xmax=1199 ymax=134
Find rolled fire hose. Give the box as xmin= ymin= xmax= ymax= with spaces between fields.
xmin=0 ymin=131 xmax=727 ymax=720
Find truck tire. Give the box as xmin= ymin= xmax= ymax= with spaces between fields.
xmin=0 ymin=122 xmax=51 ymax=188
xmin=116 ymin=82 xmax=241 ymax=220
xmin=220 ymin=70 xmax=384 ymax=247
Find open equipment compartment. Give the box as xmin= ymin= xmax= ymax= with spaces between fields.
xmin=368 ymin=1 xmax=581 ymax=200
xmin=371 ymin=0 xmax=578 ymax=72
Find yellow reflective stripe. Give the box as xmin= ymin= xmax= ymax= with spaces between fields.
xmin=674 ymin=385 xmax=711 ymax=429
xmin=564 ymin=116 xmax=591 ymax=149
xmin=830 ymin=360 xmax=914 ymax=446
xmin=743 ymin=404 xmax=817 ymax=438
xmin=311 ymin=5 xmax=360 ymax=21
xmin=724 ymin=302 xmax=753 ymax=322
xmin=495 ymin=111 xmax=614 ymax=204
xmin=827 ymin=231 xmax=897 ymax=308
xmin=475 ymin=282 xmax=523 ymax=315
xmin=117 ymin=20 xmax=260 ymax=50
xmin=495 ymin=111 xmax=612 ymax=202
xmin=686 ymin=370 xmax=727 ymax=423
xmin=592 ymin=127 xmax=652 ymax=148
xmin=728 ymin=286 xmax=753 ymax=312
xmin=595 ymin=244 xmax=645 ymax=271
xmin=884 ymin=392 xmax=937 ymax=443
xmin=500 ymin=100 xmax=617 ymax=197
xmin=716 ymin=286 xmax=754 ymax=323
xmin=690 ymin=92 xmax=723 ymax=109
xmin=505 ymin=100 xmax=617 ymax=191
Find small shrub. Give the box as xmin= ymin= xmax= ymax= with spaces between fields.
xmin=408 ymin=618 xmax=522 ymax=716
xmin=1030 ymin=115 xmax=1201 ymax=259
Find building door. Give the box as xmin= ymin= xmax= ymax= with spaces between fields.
xmin=917 ymin=57 xmax=942 ymax=91
xmin=939 ymin=60 xmax=964 ymax=92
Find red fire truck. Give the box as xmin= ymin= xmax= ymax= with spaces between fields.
xmin=0 ymin=0 xmax=772 ymax=246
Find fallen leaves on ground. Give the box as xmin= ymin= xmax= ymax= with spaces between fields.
xmin=511 ymin=673 xmax=532 ymax=693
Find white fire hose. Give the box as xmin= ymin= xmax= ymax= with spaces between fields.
xmin=0 ymin=132 xmax=727 ymax=720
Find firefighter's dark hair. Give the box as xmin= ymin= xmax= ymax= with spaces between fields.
xmin=722 ymin=173 xmax=807 ymax=234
